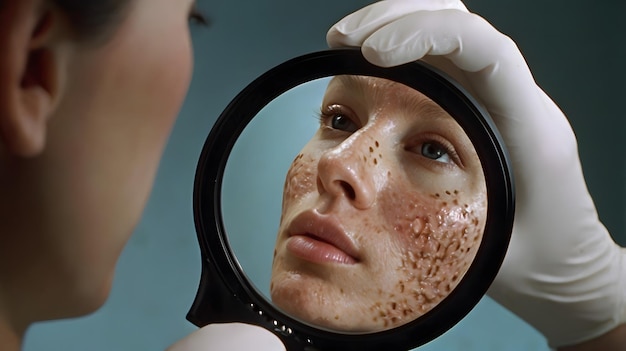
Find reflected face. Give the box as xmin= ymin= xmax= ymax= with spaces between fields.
xmin=270 ymin=76 xmax=487 ymax=331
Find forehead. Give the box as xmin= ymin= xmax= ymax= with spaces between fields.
xmin=325 ymin=75 xmax=451 ymax=120
xmin=324 ymin=75 xmax=456 ymax=124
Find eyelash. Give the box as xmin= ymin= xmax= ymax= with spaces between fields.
xmin=189 ymin=6 xmax=209 ymax=26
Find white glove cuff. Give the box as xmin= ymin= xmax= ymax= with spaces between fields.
xmin=490 ymin=237 xmax=626 ymax=349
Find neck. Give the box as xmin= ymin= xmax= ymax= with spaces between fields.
xmin=0 ymin=312 xmax=23 ymax=351
xmin=0 ymin=164 xmax=26 ymax=351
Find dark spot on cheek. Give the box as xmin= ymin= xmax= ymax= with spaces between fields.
xmin=373 ymin=158 xmax=378 ymax=165
xmin=292 ymin=153 xmax=303 ymax=163
xmin=375 ymin=141 xmax=380 ymax=148
xmin=369 ymin=146 xmax=374 ymax=153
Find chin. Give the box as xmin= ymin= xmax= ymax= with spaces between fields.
xmin=51 ymin=271 xmax=116 ymax=320
xmin=270 ymin=274 xmax=361 ymax=331
xmin=272 ymin=292 xmax=376 ymax=332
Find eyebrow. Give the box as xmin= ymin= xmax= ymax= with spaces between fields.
xmin=333 ymin=75 xmax=454 ymax=123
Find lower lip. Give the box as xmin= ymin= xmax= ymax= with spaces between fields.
xmin=286 ymin=235 xmax=357 ymax=265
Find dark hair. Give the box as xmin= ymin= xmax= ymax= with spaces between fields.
xmin=52 ymin=0 xmax=132 ymax=43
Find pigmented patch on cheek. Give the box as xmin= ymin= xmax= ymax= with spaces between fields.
xmin=283 ymin=153 xmax=316 ymax=203
xmin=370 ymin=189 xmax=487 ymax=328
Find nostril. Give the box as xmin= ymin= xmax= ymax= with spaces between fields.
xmin=338 ymin=180 xmax=356 ymax=200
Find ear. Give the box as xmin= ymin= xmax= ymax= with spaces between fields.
xmin=0 ymin=1 xmax=67 ymax=157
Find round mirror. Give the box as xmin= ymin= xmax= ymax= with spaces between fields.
xmin=188 ymin=49 xmax=514 ymax=351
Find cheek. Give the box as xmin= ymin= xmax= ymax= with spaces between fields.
xmin=62 ymin=23 xmax=194 ymax=252
xmin=370 ymin=187 xmax=487 ymax=326
xmin=141 ymin=31 xmax=193 ymax=132
xmin=282 ymin=152 xmax=317 ymax=208
xmin=104 ymin=19 xmax=193 ymax=137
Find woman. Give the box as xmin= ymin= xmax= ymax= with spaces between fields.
xmin=270 ymin=75 xmax=487 ymax=331
xmin=0 ymin=1 xmax=282 ymax=350
xmin=2 ymin=0 xmax=623 ymax=350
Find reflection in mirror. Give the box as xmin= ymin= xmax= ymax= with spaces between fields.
xmin=223 ymin=76 xmax=487 ymax=334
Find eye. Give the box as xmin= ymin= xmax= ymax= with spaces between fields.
xmin=331 ymin=114 xmax=358 ymax=132
xmin=318 ymin=105 xmax=359 ymax=133
xmin=421 ymin=142 xmax=451 ymax=163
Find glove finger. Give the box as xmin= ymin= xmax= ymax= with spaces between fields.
xmin=360 ymin=10 xmax=539 ymax=115
xmin=362 ymin=9 xmax=581 ymax=169
xmin=327 ymin=0 xmax=468 ymax=48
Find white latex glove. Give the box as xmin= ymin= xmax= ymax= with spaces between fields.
xmin=165 ymin=323 xmax=285 ymax=351
xmin=327 ymin=1 xmax=626 ymax=348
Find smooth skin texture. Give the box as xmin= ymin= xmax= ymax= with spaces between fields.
xmin=0 ymin=0 xmax=195 ymax=349
xmin=271 ymin=76 xmax=486 ymax=331
xmin=0 ymin=1 xmax=288 ymax=350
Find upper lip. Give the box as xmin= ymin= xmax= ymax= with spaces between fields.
xmin=287 ymin=210 xmax=361 ymax=262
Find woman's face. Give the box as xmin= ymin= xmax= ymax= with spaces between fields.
xmin=0 ymin=0 xmax=199 ymax=320
xmin=270 ymin=76 xmax=487 ymax=331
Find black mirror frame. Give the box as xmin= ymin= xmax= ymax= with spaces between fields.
xmin=187 ymin=48 xmax=515 ymax=351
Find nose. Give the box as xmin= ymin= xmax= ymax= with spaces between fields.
xmin=316 ymin=137 xmax=377 ymax=210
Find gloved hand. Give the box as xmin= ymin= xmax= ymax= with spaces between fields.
xmin=165 ymin=323 xmax=285 ymax=351
xmin=327 ymin=0 xmax=626 ymax=348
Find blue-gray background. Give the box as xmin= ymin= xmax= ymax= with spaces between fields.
xmin=23 ymin=1 xmax=626 ymax=350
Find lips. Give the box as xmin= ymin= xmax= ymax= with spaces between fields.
xmin=286 ymin=210 xmax=360 ymax=265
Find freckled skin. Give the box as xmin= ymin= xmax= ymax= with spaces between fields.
xmin=283 ymin=153 xmax=313 ymax=202
xmin=374 ymin=188 xmax=486 ymax=327
xmin=271 ymin=76 xmax=487 ymax=332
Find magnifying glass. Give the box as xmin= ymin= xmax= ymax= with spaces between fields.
xmin=187 ymin=48 xmax=514 ymax=351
